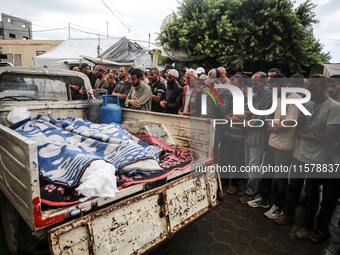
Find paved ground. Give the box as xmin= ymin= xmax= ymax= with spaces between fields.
xmin=150 ymin=183 xmax=340 ymax=255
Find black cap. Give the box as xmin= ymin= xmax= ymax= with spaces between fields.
xmin=79 ymin=63 xmax=89 ymax=69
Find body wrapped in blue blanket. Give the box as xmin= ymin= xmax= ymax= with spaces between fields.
xmin=10 ymin=115 xmax=163 ymax=187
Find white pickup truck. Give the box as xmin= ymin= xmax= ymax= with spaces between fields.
xmin=0 ymin=67 xmax=222 ymax=255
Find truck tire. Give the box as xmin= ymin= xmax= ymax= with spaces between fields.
xmin=0 ymin=196 xmax=35 ymax=255
xmin=0 ymin=195 xmax=20 ymax=255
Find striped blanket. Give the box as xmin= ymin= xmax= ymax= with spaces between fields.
xmin=10 ymin=115 xmax=163 ymax=187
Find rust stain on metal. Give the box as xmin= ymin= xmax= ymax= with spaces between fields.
xmin=86 ymin=221 xmax=95 ymax=254
xmin=48 ymin=170 xmax=222 ymax=255
xmin=170 ymin=202 xmax=221 ymax=234
xmin=162 ymin=190 xmax=171 ymax=235
xmin=204 ymin=173 xmax=213 ymax=208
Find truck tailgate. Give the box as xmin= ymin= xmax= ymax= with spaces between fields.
xmin=48 ymin=170 xmax=222 ymax=255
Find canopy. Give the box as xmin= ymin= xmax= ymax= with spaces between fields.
xmin=33 ymin=38 xmax=120 ymax=69
xmin=310 ymin=63 xmax=340 ymax=77
xmin=99 ymin=37 xmax=152 ymax=68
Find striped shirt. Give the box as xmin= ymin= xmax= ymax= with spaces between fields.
xmin=195 ymin=88 xmax=231 ymax=127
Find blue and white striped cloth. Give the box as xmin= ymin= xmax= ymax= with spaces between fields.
xmin=11 ymin=115 xmax=163 ymax=187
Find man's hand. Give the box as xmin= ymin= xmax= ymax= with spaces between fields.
xmin=70 ymin=85 xmax=80 ymax=91
xmin=230 ymin=115 xmax=242 ymax=122
xmin=152 ymin=95 xmax=160 ymax=103
xmin=160 ymin=100 xmax=166 ymax=109
xmin=79 ymin=87 xmax=85 ymax=95
xmin=225 ymin=112 xmax=242 ymax=122
xmin=267 ymin=122 xmax=279 ymax=134
xmin=178 ymin=111 xmax=189 ymax=116
xmin=118 ymin=94 xmax=127 ymax=100
xmin=129 ymin=100 xmax=139 ymax=108
xmin=302 ymin=131 xmax=325 ymax=142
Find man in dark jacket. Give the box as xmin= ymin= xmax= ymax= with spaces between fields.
xmin=160 ymin=69 xmax=182 ymax=114
xmin=79 ymin=63 xmax=96 ymax=89
xmin=148 ymin=67 xmax=166 ymax=112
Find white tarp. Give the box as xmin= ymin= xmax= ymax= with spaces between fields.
xmin=321 ymin=63 xmax=340 ymax=77
xmin=310 ymin=63 xmax=340 ymax=77
xmin=33 ymin=38 xmax=120 ymax=69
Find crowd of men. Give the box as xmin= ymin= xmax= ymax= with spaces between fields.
xmin=71 ymin=62 xmax=340 ymax=245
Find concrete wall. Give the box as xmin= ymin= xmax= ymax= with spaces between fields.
xmin=0 ymin=40 xmax=64 ymax=66
xmin=1 ymin=13 xmax=32 ymax=40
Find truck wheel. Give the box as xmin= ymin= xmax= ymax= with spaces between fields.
xmin=0 ymin=197 xmax=20 ymax=255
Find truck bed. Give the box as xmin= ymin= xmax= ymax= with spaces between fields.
xmin=0 ymin=102 xmax=215 ymax=230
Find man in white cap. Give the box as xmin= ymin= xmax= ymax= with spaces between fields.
xmin=160 ymin=69 xmax=183 ymax=114
xmin=196 ymin=67 xmax=205 ymax=78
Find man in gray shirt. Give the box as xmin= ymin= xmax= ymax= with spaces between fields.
xmin=276 ymin=74 xmax=340 ymax=244
xmin=113 ymin=67 xmax=132 ymax=107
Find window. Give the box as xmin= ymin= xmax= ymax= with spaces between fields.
xmin=23 ymin=36 xmax=28 ymax=40
xmin=22 ymin=24 xmax=26 ymax=28
xmin=9 ymin=33 xmax=16 ymax=39
xmin=0 ymin=75 xmax=71 ymax=101
xmin=14 ymin=54 xmax=21 ymax=66
xmin=36 ymin=51 xmax=45 ymax=56
xmin=7 ymin=18 xmax=11 ymax=23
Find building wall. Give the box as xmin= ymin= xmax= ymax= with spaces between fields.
xmin=0 ymin=40 xmax=64 ymax=66
xmin=1 ymin=13 xmax=32 ymax=40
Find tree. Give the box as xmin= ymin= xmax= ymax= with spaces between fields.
xmin=158 ymin=0 xmax=330 ymax=74
xmin=155 ymin=49 xmax=173 ymax=66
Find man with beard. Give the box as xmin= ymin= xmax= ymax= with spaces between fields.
xmin=327 ymin=75 xmax=340 ymax=102
xmin=277 ymin=75 xmax=340 ymax=244
xmin=178 ymin=68 xmax=198 ymax=116
xmin=94 ymin=65 xmax=109 ymax=90
xmin=125 ymin=68 xmax=152 ymax=111
xmin=148 ymin=68 xmax=166 ymax=112
xmin=160 ymin=69 xmax=182 ymax=114
xmin=113 ymin=67 xmax=132 ymax=107
xmin=79 ymin=63 xmax=96 ymax=89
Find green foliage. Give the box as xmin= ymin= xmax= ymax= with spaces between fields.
xmin=157 ymin=0 xmax=330 ymax=73
xmin=155 ymin=49 xmax=173 ymax=65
